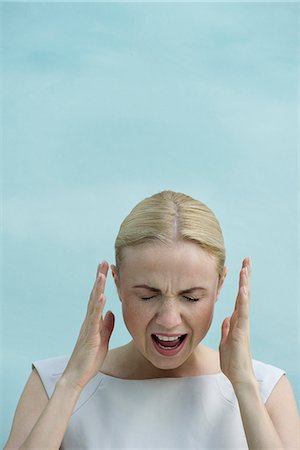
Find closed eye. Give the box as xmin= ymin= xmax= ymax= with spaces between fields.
xmin=184 ymin=296 xmax=200 ymax=302
xmin=141 ymin=296 xmax=200 ymax=302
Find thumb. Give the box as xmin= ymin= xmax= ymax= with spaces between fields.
xmin=220 ymin=316 xmax=230 ymax=346
xmin=101 ymin=311 xmax=115 ymax=346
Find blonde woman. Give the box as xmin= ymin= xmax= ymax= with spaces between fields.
xmin=4 ymin=191 xmax=300 ymax=449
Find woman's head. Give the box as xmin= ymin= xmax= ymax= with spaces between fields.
xmin=110 ymin=191 xmax=228 ymax=374
xmin=113 ymin=190 xmax=226 ymax=281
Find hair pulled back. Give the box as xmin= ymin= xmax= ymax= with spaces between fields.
xmin=114 ymin=190 xmax=226 ymax=280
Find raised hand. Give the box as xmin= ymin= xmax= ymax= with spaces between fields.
xmin=219 ymin=257 xmax=256 ymax=387
xmin=62 ymin=261 xmax=115 ymax=392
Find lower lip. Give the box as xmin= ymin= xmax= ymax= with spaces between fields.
xmin=151 ymin=335 xmax=188 ymax=357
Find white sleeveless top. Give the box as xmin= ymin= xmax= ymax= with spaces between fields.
xmin=32 ymin=354 xmax=285 ymax=450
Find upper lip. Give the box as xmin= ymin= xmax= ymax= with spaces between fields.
xmin=152 ymin=333 xmax=188 ymax=337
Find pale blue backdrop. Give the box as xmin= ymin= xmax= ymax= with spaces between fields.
xmin=1 ymin=1 xmax=298 ymax=447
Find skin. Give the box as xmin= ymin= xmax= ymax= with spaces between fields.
xmin=4 ymin=241 xmax=299 ymax=450
xmin=5 ymin=242 xmax=299 ymax=450
xmin=71 ymin=244 xmax=299 ymax=449
xmin=110 ymin=240 xmax=230 ymax=379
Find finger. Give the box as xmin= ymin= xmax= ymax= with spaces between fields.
xmin=92 ymin=262 xmax=108 ymax=295
xmin=220 ymin=316 xmax=231 ymax=346
xmin=96 ymin=260 xmax=109 ymax=278
xmin=97 ymin=293 xmax=107 ymax=317
xmin=88 ymin=293 xmax=106 ymax=331
xmin=235 ymin=260 xmax=251 ymax=310
xmin=242 ymin=257 xmax=251 ymax=292
xmin=89 ymin=273 xmax=106 ymax=313
xmin=238 ymin=279 xmax=249 ymax=319
xmin=95 ymin=271 xmax=107 ymax=295
xmin=235 ymin=277 xmax=250 ymax=332
xmin=101 ymin=310 xmax=115 ymax=346
xmin=234 ymin=267 xmax=245 ymax=311
xmin=87 ymin=266 xmax=107 ymax=315
xmin=243 ymin=256 xmax=252 ymax=274
xmin=229 ymin=309 xmax=238 ymax=330
xmin=92 ymin=262 xmax=108 ymax=299
xmin=243 ymin=262 xmax=251 ymax=302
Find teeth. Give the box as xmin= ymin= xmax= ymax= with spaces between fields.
xmin=157 ymin=342 xmax=178 ymax=350
xmin=155 ymin=334 xmax=184 ymax=341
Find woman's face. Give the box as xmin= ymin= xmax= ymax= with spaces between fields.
xmin=111 ymin=240 xmax=227 ymax=375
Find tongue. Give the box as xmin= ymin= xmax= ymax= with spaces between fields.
xmin=156 ymin=337 xmax=181 ymax=347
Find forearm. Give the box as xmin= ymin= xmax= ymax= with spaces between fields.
xmin=233 ymin=379 xmax=284 ymax=450
xmin=19 ymin=376 xmax=82 ymax=450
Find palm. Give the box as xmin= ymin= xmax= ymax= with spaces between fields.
xmin=219 ymin=258 xmax=255 ymax=386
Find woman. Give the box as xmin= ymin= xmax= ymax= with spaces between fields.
xmin=4 ymin=190 xmax=299 ymax=449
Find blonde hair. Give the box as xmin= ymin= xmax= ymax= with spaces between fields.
xmin=114 ymin=190 xmax=226 ymax=281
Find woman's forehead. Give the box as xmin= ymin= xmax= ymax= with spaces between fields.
xmin=122 ymin=241 xmax=215 ymax=261
xmin=120 ymin=242 xmax=218 ymax=278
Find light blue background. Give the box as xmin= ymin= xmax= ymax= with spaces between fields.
xmin=1 ymin=1 xmax=298 ymax=446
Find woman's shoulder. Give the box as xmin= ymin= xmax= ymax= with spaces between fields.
xmin=216 ymin=357 xmax=286 ymax=406
xmin=251 ymin=358 xmax=286 ymax=379
xmin=31 ymin=354 xmax=104 ymax=415
xmin=251 ymin=358 xmax=286 ymax=402
xmin=31 ymin=354 xmax=71 ymax=398
xmin=32 ymin=354 xmax=70 ymax=375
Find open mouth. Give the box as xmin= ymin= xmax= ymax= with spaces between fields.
xmin=151 ymin=334 xmax=188 ymax=350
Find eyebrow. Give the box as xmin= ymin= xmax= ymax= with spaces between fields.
xmin=132 ymin=284 xmax=208 ymax=294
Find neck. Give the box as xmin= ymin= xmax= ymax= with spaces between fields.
xmin=123 ymin=340 xmax=213 ymax=379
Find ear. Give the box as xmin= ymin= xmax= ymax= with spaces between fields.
xmin=215 ymin=266 xmax=228 ymax=301
xmin=110 ymin=264 xmax=122 ymax=301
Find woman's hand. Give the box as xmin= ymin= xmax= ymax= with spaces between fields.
xmin=62 ymin=261 xmax=115 ymax=392
xmin=219 ymin=257 xmax=256 ymax=387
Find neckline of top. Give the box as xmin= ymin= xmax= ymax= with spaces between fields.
xmin=98 ymin=371 xmax=225 ymax=382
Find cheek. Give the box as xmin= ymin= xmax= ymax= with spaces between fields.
xmin=122 ymin=298 xmax=148 ymax=331
xmin=192 ymin=304 xmax=215 ymax=333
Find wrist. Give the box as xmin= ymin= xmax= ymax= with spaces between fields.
xmin=231 ymin=375 xmax=260 ymax=397
xmin=231 ymin=374 xmax=259 ymax=392
xmin=56 ymin=373 xmax=84 ymax=396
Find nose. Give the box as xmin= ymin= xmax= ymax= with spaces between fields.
xmin=154 ymin=300 xmax=183 ymax=330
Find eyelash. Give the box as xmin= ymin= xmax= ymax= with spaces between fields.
xmin=141 ymin=296 xmax=200 ymax=302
